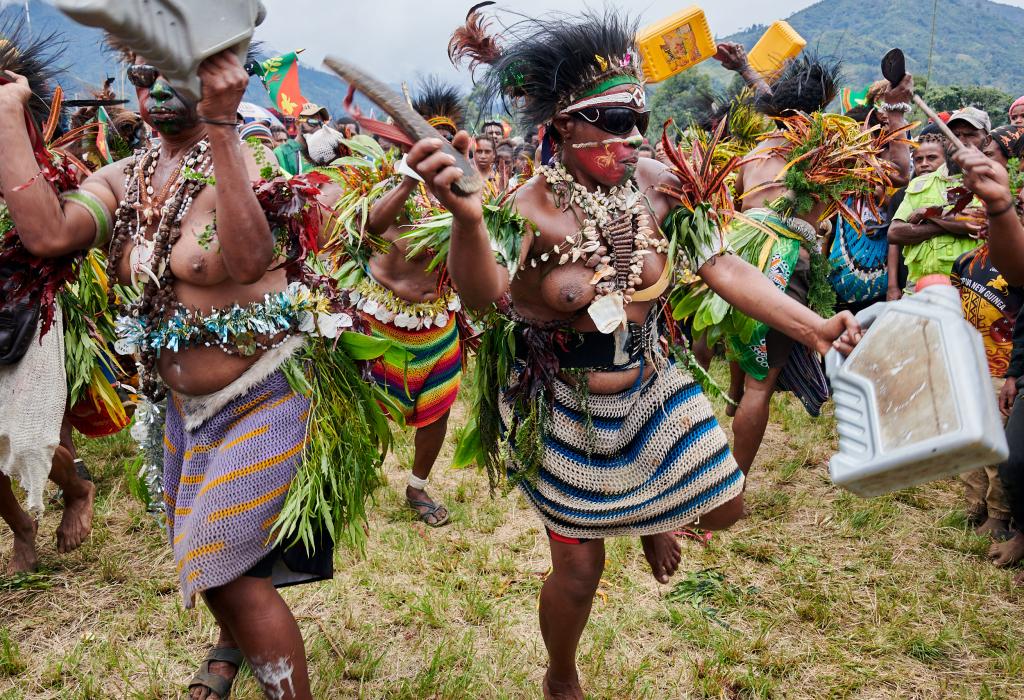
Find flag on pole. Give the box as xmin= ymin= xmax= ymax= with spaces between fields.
xmin=95 ymin=106 xmax=113 ymax=164
xmin=840 ymin=86 xmax=871 ymax=114
xmin=258 ymin=52 xmax=308 ymax=118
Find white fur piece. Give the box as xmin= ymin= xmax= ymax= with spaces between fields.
xmin=0 ymin=312 xmax=66 ymax=515
xmin=177 ymin=336 xmax=304 ymax=432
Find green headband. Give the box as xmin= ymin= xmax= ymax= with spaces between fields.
xmin=580 ymin=74 xmax=642 ymax=99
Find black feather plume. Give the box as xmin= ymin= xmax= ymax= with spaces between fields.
xmin=756 ymin=51 xmax=843 ymax=118
xmin=0 ymin=11 xmax=65 ymax=129
xmin=412 ymin=76 xmax=465 ymax=131
xmin=452 ymin=7 xmax=641 ymax=129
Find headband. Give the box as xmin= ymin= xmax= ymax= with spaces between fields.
xmin=561 ymin=83 xmax=646 ymax=114
xmin=427 ymin=116 xmax=457 ymax=131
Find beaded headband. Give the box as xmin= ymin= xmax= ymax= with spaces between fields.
xmin=562 ymin=84 xmax=646 ymax=114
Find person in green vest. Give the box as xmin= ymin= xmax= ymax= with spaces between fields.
xmin=273 ymin=102 xmax=327 ymax=175
xmin=889 ymin=107 xmax=990 ymax=292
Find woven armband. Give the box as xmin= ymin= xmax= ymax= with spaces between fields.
xmin=61 ymin=189 xmax=113 ymax=248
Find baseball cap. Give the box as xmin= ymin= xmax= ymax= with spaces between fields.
xmin=948 ymin=106 xmax=991 ymax=133
xmin=299 ymin=103 xmax=330 ymax=120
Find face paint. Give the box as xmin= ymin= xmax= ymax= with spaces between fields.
xmin=139 ymin=79 xmax=198 ymax=135
xmin=571 ymin=135 xmax=645 ymax=150
xmin=571 ymin=138 xmax=640 ymax=187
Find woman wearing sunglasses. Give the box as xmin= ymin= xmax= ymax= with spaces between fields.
xmin=0 ymin=47 xmax=340 ymax=700
xmin=408 ymin=9 xmax=862 ymax=699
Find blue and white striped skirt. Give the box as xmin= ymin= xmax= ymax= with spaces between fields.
xmin=500 ymin=362 xmax=745 ymax=540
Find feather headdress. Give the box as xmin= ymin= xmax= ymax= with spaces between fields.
xmin=412 ymin=76 xmax=465 ymax=134
xmin=448 ymin=4 xmax=642 ymax=128
xmin=0 ymin=13 xmax=65 ymax=128
xmin=756 ymin=51 xmax=842 ymax=118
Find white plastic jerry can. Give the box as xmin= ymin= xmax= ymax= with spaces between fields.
xmin=825 ymin=285 xmax=1009 ymax=498
xmin=54 ymin=0 xmax=266 ymax=102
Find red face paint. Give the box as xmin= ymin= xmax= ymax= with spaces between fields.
xmin=571 ymin=138 xmax=640 ymax=187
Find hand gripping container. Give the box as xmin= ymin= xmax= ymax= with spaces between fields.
xmin=54 ymin=0 xmax=266 ymax=101
xmin=747 ymin=21 xmax=806 ymax=79
xmin=636 ymin=6 xmax=716 ymax=84
xmin=825 ymin=285 xmax=1008 ymax=498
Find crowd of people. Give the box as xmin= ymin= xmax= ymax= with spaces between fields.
xmin=1 ymin=4 xmax=1023 ymax=699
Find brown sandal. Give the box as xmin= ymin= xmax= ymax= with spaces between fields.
xmin=187 ymin=646 xmax=243 ymax=699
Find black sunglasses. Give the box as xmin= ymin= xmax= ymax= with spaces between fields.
xmin=126 ymin=64 xmax=159 ymax=89
xmin=571 ymin=107 xmax=650 ymax=136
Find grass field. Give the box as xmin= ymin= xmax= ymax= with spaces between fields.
xmin=1 ymin=361 xmax=1022 ymax=699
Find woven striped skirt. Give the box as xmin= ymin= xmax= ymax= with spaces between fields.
xmin=164 ymin=363 xmax=331 ymax=607
xmin=500 ymin=362 xmax=744 ymax=540
xmin=363 ymin=311 xmax=461 ymax=429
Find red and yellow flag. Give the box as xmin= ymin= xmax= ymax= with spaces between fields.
xmin=259 ymin=52 xmax=308 ymax=118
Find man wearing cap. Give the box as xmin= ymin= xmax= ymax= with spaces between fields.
xmin=273 ymin=102 xmax=328 ymax=175
xmin=888 ymin=106 xmax=988 ymax=292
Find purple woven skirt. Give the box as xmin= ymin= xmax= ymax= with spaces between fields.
xmin=163 ymin=368 xmax=332 ymax=607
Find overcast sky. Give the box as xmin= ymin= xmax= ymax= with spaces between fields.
xmin=250 ymin=0 xmax=1024 ymax=84
xmin=250 ymin=0 xmax=831 ymax=84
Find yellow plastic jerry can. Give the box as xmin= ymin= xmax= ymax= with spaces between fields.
xmin=636 ymin=6 xmax=716 ymax=83
xmin=748 ymin=21 xmax=806 ymax=78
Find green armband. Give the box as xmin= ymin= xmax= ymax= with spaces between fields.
xmin=61 ymin=189 xmax=112 ymax=248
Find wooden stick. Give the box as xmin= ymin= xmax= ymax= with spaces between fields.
xmin=912 ymin=94 xmax=966 ymax=151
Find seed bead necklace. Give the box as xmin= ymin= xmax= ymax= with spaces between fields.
xmin=106 ymin=137 xmax=214 ymax=399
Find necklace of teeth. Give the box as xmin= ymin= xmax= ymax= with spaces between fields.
xmin=535 ymin=162 xmax=667 ymax=303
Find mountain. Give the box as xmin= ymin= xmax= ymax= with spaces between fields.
xmin=0 ymin=0 xmax=370 ymax=117
xmin=722 ymin=0 xmax=1024 ymax=94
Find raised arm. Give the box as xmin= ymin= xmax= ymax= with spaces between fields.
xmin=713 ymin=43 xmax=771 ymax=97
xmin=698 ymin=254 xmax=861 ymax=355
xmin=197 ymin=53 xmax=274 ymax=284
xmin=407 ymin=133 xmax=508 ymax=309
xmin=0 ymin=73 xmax=113 ymax=257
xmin=876 ymin=75 xmax=915 ymax=188
xmin=366 ymin=176 xmax=418 ymax=237
xmin=953 ymin=147 xmax=1024 ymax=285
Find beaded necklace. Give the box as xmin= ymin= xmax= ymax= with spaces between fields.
xmin=106 ymin=137 xmax=214 ymax=398
xmin=534 ymin=162 xmax=667 ymax=303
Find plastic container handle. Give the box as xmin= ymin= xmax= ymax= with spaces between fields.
xmin=824 ymin=302 xmax=887 ymax=377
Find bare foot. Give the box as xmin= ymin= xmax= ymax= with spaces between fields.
xmin=406 ymin=485 xmax=449 ymax=527
xmin=5 ymin=520 xmax=39 ymax=574
xmin=543 ymin=670 xmax=584 ymax=700
xmin=56 ymin=479 xmax=95 ymax=554
xmin=975 ymin=517 xmax=1011 ymax=539
xmin=641 ymin=532 xmax=681 ymax=584
xmin=188 ymin=652 xmax=240 ymax=700
xmin=989 ymin=531 xmax=1024 ymax=568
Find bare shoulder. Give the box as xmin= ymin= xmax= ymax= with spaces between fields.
xmin=239 ymin=138 xmax=278 ymax=177
xmin=79 ymin=157 xmax=132 ymax=209
xmin=509 ymin=174 xmax=549 ymax=216
xmin=636 ymin=156 xmax=676 ymax=189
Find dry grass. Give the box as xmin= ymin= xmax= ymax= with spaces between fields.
xmin=1 ymin=360 xmax=1022 ymax=699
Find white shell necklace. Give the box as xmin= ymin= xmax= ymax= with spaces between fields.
xmin=535 ymin=162 xmax=668 ymax=333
